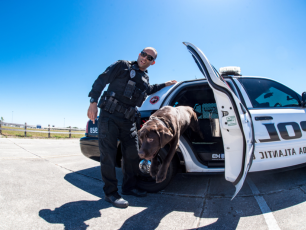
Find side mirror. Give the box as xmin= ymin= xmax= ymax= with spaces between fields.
xmin=302 ymin=92 xmax=306 ymax=107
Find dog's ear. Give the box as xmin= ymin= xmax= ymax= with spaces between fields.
xmin=158 ymin=126 xmax=173 ymax=148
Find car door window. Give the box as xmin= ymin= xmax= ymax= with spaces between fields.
xmin=225 ymin=79 xmax=239 ymax=98
xmin=169 ymin=84 xmax=221 ymax=145
xmin=238 ymin=78 xmax=301 ymax=108
xmin=170 ymin=85 xmax=218 ymax=119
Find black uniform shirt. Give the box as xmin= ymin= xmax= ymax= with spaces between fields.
xmin=88 ymin=60 xmax=166 ymax=103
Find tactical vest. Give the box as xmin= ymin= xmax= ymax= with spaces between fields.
xmin=106 ymin=61 xmax=149 ymax=107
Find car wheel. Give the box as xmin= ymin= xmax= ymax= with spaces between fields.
xmin=136 ymin=148 xmax=179 ymax=193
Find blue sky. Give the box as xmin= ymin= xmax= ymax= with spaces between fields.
xmin=1 ymin=0 xmax=306 ymax=128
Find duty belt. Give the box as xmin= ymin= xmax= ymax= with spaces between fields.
xmin=99 ymin=96 xmax=138 ymax=121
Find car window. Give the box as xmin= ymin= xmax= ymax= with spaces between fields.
xmin=225 ymin=79 xmax=239 ymax=98
xmin=170 ymin=85 xmax=218 ymax=119
xmin=212 ymin=65 xmax=221 ymax=79
xmin=238 ymin=78 xmax=301 ymax=108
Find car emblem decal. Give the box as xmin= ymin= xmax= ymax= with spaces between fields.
xmin=150 ymin=96 xmax=160 ymax=105
xmin=130 ymin=70 xmax=136 ymax=78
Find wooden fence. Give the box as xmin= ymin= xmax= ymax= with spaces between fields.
xmin=0 ymin=121 xmax=85 ymax=138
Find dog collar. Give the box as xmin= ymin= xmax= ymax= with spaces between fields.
xmin=149 ymin=116 xmax=173 ymax=134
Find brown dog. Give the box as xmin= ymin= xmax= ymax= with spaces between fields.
xmin=138 ymin=106 xmax=204 ymax=183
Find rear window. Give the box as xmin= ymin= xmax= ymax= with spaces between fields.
xmin=238 ymin=78 xmax=301 ymax=108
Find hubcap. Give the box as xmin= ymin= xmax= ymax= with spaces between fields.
xmin=139 ymin=159 xmax=151 ymax=174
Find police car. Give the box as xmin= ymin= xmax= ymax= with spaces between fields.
xmin=80 ymin=42 xmax=306 ymax=199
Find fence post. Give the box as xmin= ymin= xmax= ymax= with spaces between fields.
xmin=69 ymin=126 xmax=71 ymax=138
xmin=0 ymin=120 xmax=2 ymax=135
xmin=25 ymin=122 xmax=27 ymax=137
xmin=48 ymin=124 xmax=50 ymax=138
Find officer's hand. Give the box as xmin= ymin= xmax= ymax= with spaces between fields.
xmin=87 ymin=103 xmax=98 ymax=124
xmin=165 ymin=80 xmax=177 ymax=86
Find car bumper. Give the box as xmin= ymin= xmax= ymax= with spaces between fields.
xmin=80 ymin=136 xmax=100 ymax=162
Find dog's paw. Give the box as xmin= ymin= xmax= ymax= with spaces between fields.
xmin=156 ymin=171 xmax=167 ymax=183
xmin=150 ymin=165 xmax=159 ymax=177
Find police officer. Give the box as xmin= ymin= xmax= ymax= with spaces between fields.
xmin=87 ymin=47 xmax=177 ymax=208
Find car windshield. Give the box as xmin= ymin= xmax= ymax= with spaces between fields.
xmin=238 ymin=78 xmax=301 ymax=108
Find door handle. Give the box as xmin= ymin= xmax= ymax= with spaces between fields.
xmin=255 ymin=116 xmax=273 ymax=121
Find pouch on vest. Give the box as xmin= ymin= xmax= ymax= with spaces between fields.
xmin=123 ymin=80 xmax=136 ymax=99
xmin=135 ymin=91 xmax=146 ymax=107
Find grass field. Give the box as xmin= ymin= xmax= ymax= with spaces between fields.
xmin=0 ymin=126 xmax=85 ymax=139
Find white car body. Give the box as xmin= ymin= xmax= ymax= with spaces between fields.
xmin=139 ymin=42 xmax=306 ymax=198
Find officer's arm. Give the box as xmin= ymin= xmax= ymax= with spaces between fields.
xmin=88 ymin=61 xmax=123 ymax=102
xmin=87 ymin=61 xmax=123 ymax=123
xmin=146 ymin=83 xmax=166 ymax=95
xmin=165 ymin=80 xmax=177 ymax=86
xmin=146 ymin=80 xmax=177 ymax=95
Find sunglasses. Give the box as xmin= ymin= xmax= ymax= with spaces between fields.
xmin=140 ymin=51 xmax=155 ymax=61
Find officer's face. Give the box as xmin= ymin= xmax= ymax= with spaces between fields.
xmin=137 ymin=49 xmax=156 ymax=71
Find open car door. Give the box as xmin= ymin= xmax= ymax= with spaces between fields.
xmin=183 ymin=42 xmax=255 ymax=199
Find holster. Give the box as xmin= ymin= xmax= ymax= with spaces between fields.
xmin=125 ymin=107 xmax=136 ymax=121
xmin=104 ymin=97 xmax=114 ymax=112
xmin=130 ymin=125 xmax=137 ymax=138
xmin=109 ymin=99 xmax=118 ymax=113
xmin=135 ymin=110 xmax=141 ymax=129
xmin=98 ymin=91 xmax=116 ymax=109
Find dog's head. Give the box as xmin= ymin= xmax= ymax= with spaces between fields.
xmin=138 ymin=120 xmax=173 ymax=160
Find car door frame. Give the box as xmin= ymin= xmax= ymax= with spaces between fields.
xmin=183 ymin=42 xmax=255 ymax=199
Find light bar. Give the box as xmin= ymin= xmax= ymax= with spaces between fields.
xmin=219 ymin=66 xmax=241 ymax=75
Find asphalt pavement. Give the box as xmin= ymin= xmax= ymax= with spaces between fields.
xmin=1 ymin=137 xmax=306 ymax=230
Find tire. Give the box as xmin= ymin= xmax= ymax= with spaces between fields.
xmin=136 ymin=148 xmax=179 ymax=193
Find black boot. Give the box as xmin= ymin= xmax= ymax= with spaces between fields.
xmin=105 ymin=192 xmax=129 ymax=208
xmin=122 ymin=188 xmax=147 ymax=197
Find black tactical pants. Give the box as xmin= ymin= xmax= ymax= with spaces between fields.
xmin=98 ymin=109 xmax=139 ymax=196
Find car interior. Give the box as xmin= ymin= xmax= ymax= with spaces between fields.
xmin=169 ymin=83 xmax=225 ymax=168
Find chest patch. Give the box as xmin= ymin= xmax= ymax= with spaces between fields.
xmin=130 ymin=70 xmax=136 ymax=78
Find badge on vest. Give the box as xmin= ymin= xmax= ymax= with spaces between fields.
xmin=130 ymin=70 xmax=136 ymax=78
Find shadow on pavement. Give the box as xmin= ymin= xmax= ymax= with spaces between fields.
xmin=39 ymin=165 xmax=306 ymax=229
xmin=39 ymin=199 xmax=106 ymax=230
